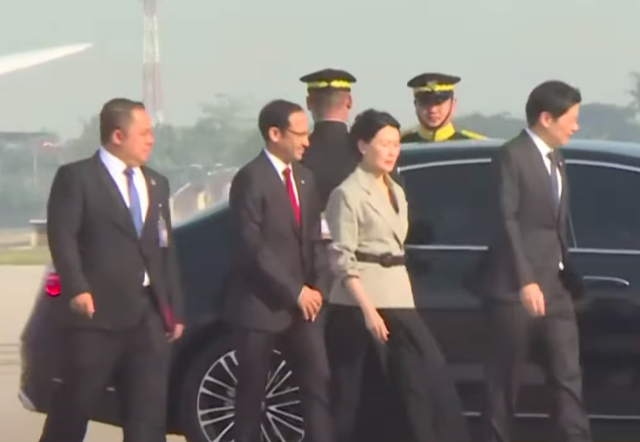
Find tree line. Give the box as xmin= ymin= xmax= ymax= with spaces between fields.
xmin=1 ymin=75 xmax=640 ymax=228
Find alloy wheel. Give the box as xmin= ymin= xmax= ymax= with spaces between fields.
xmin=196 ymin=349 xmax=305 ymax=442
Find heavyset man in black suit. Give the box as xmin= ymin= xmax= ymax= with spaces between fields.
xmin=476 ymin=81 xmax=592 ymax=442
xmin=40 ymin=98 xmax=184 ymax=442
xmin=226 ymin=99 xmax=334 ymax=442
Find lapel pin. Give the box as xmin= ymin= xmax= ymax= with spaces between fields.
xmin=150 ymin=178 xmax=156 ymax=186
xmin=301 ymin=179 xmax=305 ymax=185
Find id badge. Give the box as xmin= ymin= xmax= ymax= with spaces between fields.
xmin=158 ymin=208 xmax=169 ymax=248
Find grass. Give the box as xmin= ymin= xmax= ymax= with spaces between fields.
xmin=0 ymin=247 xmax=51 ymax=265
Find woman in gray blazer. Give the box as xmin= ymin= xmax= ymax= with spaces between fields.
xmin=325 ymin=109 xmax=469 ymax=442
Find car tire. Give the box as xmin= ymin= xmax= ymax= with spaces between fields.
xmin=179 ymin=334 xmax=306 ymax=442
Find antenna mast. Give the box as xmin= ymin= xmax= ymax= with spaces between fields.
xmin=142 ymin=0 xmax=164 ymax=124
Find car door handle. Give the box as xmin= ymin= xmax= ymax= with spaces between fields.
xmin=575 ymin=276 xmax=636 ymax=309
xmin=582 ymin=275 xmax=629 ymax=288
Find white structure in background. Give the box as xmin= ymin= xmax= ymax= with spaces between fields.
xmin=0 ymin=43 xmax=92 ymax=78
xmin=170 ymin=167 xmax=239 ymax=222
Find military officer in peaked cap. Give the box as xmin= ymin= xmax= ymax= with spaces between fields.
xmin=401 ymin=72 xmax=486 ymax=143
xmin=299 ymin=68 xmax=361 ymax=210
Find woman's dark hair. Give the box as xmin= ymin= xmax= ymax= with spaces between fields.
xmin=350 ymin=109 xmax=401 ymax=144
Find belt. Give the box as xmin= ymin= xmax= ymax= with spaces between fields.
xmin=354 ymin=251 xmax=405 ymax=267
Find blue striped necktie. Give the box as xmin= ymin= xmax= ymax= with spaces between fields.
xmin=124 ymin=167 xmax=143 ymax=236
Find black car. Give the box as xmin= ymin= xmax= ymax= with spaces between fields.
xmin=19 ymin=138 xmax=640 ymax=442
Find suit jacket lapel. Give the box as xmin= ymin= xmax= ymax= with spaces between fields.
xmin=141 ymin=167 xmax=160 ymax=238
xmin=93 ymin=154 xmax=138 ymax=238
xmin=355 ymin=167 xmax=404 ymax=245
xmin=557 ymin=150 xmax=568 ymax=211
xmin=521 ymin=131 xmax=557 ymax=221
xmin=556 ymin=150 xmax=569 ymax=237
xmin=292 ymin=162 xmax=306 ymax=236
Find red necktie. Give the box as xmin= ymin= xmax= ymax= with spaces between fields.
xmin=283 ymin=167 xmax=300 ymax=225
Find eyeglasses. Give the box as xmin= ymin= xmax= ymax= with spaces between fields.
xmin=284 ymin=128 xmax=309 ymax=137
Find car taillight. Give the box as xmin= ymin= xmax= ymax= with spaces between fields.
xmin=44 ymin=272 xmax=61 ymax=297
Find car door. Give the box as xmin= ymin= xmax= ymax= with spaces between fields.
xmin=399 ymin=157 xmax=494 ymax=413
xmin=564 ymin=157 xmax=640 ymax=419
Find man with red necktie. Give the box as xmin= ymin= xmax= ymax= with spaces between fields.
xmin=225 ymin=99 xmax=334 ymax=442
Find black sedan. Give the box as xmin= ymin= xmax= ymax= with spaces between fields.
xmin=19 ymin=138 xmax=640 ymax=441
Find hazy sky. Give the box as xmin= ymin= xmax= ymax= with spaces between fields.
xmin=1 ymin=0 xmax=639 ymax=138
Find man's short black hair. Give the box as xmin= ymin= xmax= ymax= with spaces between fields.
xmin=525 ymin=80 xmax=582 ymax=126
xmin=100 ymin=98 xmax=146 ymax=145
xmin=257 ymin=99 xmax=304 ymax=142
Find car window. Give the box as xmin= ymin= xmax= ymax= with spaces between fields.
xmin=401 ymin=160 xmax=494 ymax=246
xmin=566 ymin=162 xmax=640 ymax=250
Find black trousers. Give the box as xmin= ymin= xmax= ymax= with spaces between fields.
xmin=482 ymin=291 xmax=592 ymax=442
xmin=232 ymin=313 xmax=333 ymax=442
xmin=326 ymin=305 xmax=470 ymax=442
xmin=39 ymin=308 xmax=170 ymax=442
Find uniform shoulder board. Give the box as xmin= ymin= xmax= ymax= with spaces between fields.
xmin=459 ymin=129 xmax=487 ymax=140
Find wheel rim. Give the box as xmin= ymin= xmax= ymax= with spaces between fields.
xmin=196 ymin=349 xmax=304 ymax=442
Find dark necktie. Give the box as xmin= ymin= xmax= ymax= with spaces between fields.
xmin=547 ymin=151 xmax=560 ymax=209
xmin=283 ymin=167 xmax=300 ymax=225
xmin=124 ymin=167 xmax=143 ymax=236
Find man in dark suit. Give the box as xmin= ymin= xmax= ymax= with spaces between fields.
xmin=477 ymin=81 xmax=591 ymax=442
xmin=300 ymin=68 xmax=360 ymax=209
xmin=39 ymin=98 xmax=184 ymax=442
xmin=226 ymin=99 xmax=333 ymax=442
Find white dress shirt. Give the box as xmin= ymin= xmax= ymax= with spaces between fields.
xmin=99 ymin=147 xmax=150 ymax=285
xmin=524 ymin=129 xmax=564 ymax=269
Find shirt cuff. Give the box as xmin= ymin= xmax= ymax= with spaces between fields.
xmin=320 ymin=213 xmax=332 ymax=239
